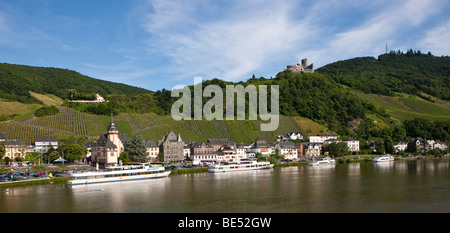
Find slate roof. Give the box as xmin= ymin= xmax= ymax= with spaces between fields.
xmin=35 ymin=136 xmax=57 ymax=142
xmin=94 ymin=138 xmax=117 ymax=149
xmin=107 ymin=122 xmax=118 ymax=132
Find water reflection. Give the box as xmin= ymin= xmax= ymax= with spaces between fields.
xmin=1 ymin=160 xmax=450 ymax=213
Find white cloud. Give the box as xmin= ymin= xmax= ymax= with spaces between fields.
xmin=419 ymin=20 xmax=450 ymax=56
xmin=141 ymin=0 xmax=317 ymax=82
xmin=139 ymin=0 xmax=446 ymax=83
xmin=301 ymin=0 xmax=443 ymax=67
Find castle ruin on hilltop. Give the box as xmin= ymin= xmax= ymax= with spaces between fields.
xmin=284 ymin=58 xmax=314 ymax=73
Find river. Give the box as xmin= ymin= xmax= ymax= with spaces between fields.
xmin=1 ymin=159 xmax=449 ymax=213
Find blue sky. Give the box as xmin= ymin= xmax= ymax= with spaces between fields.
xmin=1 ymin=0 xmax=450 ymax=91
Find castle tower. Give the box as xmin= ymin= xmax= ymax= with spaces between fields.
xmin=301 ymin=58 xmax=308 ymax=69
xmin=285 ymin=58 xmax=314 ymax=73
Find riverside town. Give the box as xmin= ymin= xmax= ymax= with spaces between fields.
xmin=1 ymin=50 xmax=450 ymax=217
xmin=0 ymin=112 xmax=448 ymax=185
xmin=1 ymin=55 xmax=450 ymax=185
xmin=3 ymin=2 xmax=450 ymax=229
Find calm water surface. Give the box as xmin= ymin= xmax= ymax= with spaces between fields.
xmin=1 ymin=159 xmax=449 ymax=213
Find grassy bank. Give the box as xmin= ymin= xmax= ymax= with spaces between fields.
xmin=0 ymin=177 xmax=70 ymax=188
xmin=168 ymin=167 xmax=209 ymax=175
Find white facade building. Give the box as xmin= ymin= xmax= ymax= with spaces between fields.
xmin=344 ymin=137 xmax=360 ymax=152
xmin=394 ymin=142 xmax=408 ymax=152
xmin=35 ymin=136 xmax=58 ymax=153
xmin=309 ymin=134 xmax=337 ymax=143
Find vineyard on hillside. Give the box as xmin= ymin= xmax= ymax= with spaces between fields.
xmin=0 ymin=106 xmax=307 ymax=145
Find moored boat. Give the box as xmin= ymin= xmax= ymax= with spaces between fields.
xmin=68 ymin=163 xmax=171 ymax=185
xmin=372 ymin=155 xmax=394 ymax=162
xmin=308 ymin=156 xmax=335 ymax=167
xmin=208 ymin=159 xmax=274 ymax=173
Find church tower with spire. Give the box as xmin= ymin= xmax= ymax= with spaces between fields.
xmin=107 ymin=120 xmax=124 ymax=156
xmin=90 ymin=114 xmax=129 ymax=166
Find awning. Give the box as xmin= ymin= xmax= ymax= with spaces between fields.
xmin=53 ymin=157 xmax=67 ymax=162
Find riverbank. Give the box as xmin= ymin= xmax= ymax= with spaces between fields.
xmin=1 ymin=155 xmax=447 ymax=188
xmin=0 ymin=177 xmax=70 ymax=188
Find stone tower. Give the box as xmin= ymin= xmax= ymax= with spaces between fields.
xmin=285 ymin=58 xmax=314 ymax=73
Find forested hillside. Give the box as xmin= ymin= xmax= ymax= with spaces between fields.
xmin=1 ymin=50 xmax=449 ymax=143
xmin=317 ymin=50 xmax=450 ymax=100
xmin=47 ymin=52 xmax=450 ymax=141
xmin=0 ymin=63 xmax=150 ymax=104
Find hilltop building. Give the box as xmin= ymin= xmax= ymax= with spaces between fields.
xmin=285 ymin=58 xmax=314 ymax=73
xmin=70 ymin=93 xmax=106 ymax=103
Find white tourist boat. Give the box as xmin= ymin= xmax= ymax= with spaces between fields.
xmin=308 ymin=156 xmax=335 ymax=167
xmin=208 ymin=159 xmax=274 ymax=173
xmin=68 ymin=163 xmax=171 ymax=185
xmin=372 ymin=155 xmax=395 ymax=162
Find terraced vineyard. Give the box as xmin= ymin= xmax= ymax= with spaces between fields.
xmin=0 ymin=106 xmax=306 ymax=144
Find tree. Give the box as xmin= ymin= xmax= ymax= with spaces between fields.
xmin=375 ymin=140 xmax=385 ymax=154
xmin=157 ymin=152 xmax=164 ymax=163
xmin=126 ymin=133 xmax=148 ymax=162
xmin=322 ymin=142 xmax=349 ymax=157
xmin=119 ymin=152 xmax=130 ymax=163
xmin=0 ymin=145 xmax=5 ymax=159
xmin=406 ymin=141 xmax=418 ymax=154
xmin=61 ymin=143 xmax=85 ymax=162
xmin=48 ymin=150 xmax=60 ymax=162
xmin=384 ymin=136 xmax=395 ymax=154
xmin=430 ymin=148 xmax=443 ymax=158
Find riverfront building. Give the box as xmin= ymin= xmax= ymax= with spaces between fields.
xmin=159 ymin=131 xmax=184 ymax=163
xmin=90 ymin=121 xmax=127 ymax=166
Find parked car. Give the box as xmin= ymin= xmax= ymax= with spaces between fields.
xmin=0 ymin=174 xmax=11 ymax=182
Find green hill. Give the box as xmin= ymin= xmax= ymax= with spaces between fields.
xmin=0 ymin=106 xmax=306 ymax=144
xmin=317 ymin=50 xmax=450 ymax=100
xmin=0 ymin=50 xmax=449 ymax=143
xmin=0 ymin=63 xmax=151 ymax=104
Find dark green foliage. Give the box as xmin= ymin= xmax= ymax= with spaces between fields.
xmin=35 ymin=105 xmax=59 ymax=117
xmin=317 ymin=50 xmax=450 ymax=100
xmin=322 ymin=142 xmax=349 ymax=157
xmin=273 ymin=71 xmax=374 ymax=136
xmin=126 ymin=133 xmax=148 ymax=163
xmin=384 ymin=136 xmax=395 ymax=154
xmin=403 ymin=118 xmax=450 ymax=141
xmin=70 ymin=92 xmax=96 ymax=100
xmin=119 ymin=152 xmax=131 ymax=163
xmin=60 ymin=143 xmax=85 ymax=162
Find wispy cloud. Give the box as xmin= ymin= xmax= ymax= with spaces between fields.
xmin=139 ymin=0 xmax=446 ymax=85
xmin=419 ymin=20 xmax=450 ymax=56
xmin=141 ymin=0 xmax=317 ymax=83
xmin=1 ymin=0 xmax=448 ymax=91
xmin=303 ymin=0 xmax=443 ymax=67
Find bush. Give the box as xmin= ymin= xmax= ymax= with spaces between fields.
xmin=35 ymin=106 xmax=59 ymax=117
